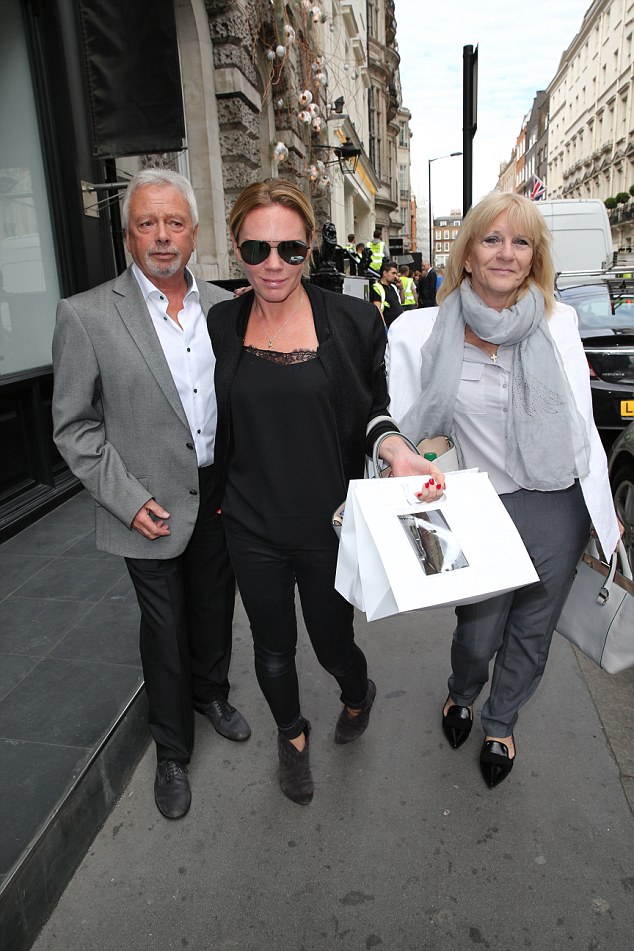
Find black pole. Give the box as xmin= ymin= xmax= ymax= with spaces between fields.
xmin=462 ymin=44 xmax=478 ymax=216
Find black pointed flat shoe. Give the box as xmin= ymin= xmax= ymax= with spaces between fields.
xmin=480 ymin=737 xmax=515 ymax=788
xmin=442 ymin=700 xmax=473 ymax=749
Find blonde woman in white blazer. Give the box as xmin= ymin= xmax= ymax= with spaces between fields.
xmin=387 ymin=192 xmax=620 ymax=789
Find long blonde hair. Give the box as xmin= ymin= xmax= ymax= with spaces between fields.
xmin=437 ymin=192 xmax=556 ymax=314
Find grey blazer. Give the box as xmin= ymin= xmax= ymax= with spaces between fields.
xmin=52 ymin=266 xmax=231 ymax=558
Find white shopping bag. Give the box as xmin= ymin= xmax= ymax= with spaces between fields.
xmin=335 ymin=471 xmax=539 ymax=622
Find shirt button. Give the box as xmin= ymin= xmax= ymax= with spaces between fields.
xmin=159 ymin=295 xmax=165 ymax=301
xmin=197 ymin=429 xmax=201 ymax=434
xmin=193 ymin=388 xmax=198 ymax=393
xmin=189 ymin=489 xmax=198 ymax=496
xmin=503 ymin=408 xmax=508 ymax=413
xmin=186 ymin=442 xmax=194 ymax=450
xmin=187 ymin=347 xmax=191 ymax=352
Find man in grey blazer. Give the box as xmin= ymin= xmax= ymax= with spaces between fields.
xmin=52 ymin=169 xmax=250 ymax=819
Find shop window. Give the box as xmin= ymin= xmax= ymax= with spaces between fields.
xmin=1 ymin=1 xmax=60 ymax=376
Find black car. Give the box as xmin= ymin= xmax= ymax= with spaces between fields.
xmin=555 ymin=272 xmax=634 ymax=440
xmin=608 ymin=421 xmax=634 ymax=572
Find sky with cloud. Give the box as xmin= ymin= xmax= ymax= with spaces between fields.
xmin=395 ymin=0 xmax=592 ymax=216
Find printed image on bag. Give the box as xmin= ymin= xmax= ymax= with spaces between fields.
xmin=398 ymin=510 xmax=469 ymax=575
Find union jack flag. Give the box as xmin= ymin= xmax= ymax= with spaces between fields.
xmin=530 ymin=177 xmax=546 ymax=201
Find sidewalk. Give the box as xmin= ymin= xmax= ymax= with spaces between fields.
xmin=0 ymin=492 xmax=148 ymax=951
xmin=28 ymin=571 xmax=634 ymax=949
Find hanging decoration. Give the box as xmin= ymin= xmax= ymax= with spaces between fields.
xmin=272 ymin=141 xmax=289 ymax=163
xmin=252 ymin=0 xmax=355 ymax=188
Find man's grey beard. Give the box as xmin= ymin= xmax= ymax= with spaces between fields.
xmin=144 ymin=247 xmax=182 ymax=279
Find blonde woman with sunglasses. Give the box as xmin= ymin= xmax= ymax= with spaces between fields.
xmin=207 ymin=179 xmax=444 ymax=805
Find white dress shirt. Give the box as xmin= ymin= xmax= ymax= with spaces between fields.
xmin=132 ymin=263 xmax=217 ymax=466
xmin=453 ymin=343 xmax=520 ymax=495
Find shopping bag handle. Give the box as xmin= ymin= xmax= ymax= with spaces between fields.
xmin=371 ymin=432 xmax=419 ymax=479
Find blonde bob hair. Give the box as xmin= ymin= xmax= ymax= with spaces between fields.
xmin=437 ymin=191 xmax=556 ymax=315
xmin=229 ymin=178 xmax=315 ymax=244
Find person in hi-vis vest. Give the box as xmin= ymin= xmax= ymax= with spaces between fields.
xmin=370 ymin=260 xmax=404 ymax=328
xmin=344 ymin=233 xmax=361 ymax=274
xmin=366 ymin=229 xmax=387 ymax=277
xmin=399 ymin=265 xmax=418 ymax=310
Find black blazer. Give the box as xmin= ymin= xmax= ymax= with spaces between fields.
xmin=207 ymin=281 xmax=398 ymax=497
xmin=419 ymin=269 xmax=437 ymax=307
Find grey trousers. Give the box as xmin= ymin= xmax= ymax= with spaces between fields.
xmin=448 ymin=482 xmax=590 ymax=737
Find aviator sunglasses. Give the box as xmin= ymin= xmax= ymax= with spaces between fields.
xmin=238 ymin=239 xmax=309 ymax=266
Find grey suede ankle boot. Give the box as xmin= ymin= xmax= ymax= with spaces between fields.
xmin=334 ymin=679 xmax=376 ymax=744
xmin=277 ymin=720 xmax=313 ymax=805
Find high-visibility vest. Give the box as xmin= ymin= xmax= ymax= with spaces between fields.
xmin=401 ymin=276 xmax=416 ymax=305
xmin=367 ymin=240 xmax=386 ymax=273
xmin=372 ymin=281 xmax=390 ymax=315
xmin=372 ymin=282 xmax=388 ymax=332
xmin=372 ymin=281 xmax=386 ymax=313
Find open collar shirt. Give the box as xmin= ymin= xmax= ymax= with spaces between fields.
xmin=132 ymin=262 xmax=217 ymax=466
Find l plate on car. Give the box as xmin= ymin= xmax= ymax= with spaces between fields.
xmin=621 ymin=399 xmax=634 ymax=417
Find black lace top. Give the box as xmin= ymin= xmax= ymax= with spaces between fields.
xmin=243 ymin=345 xmax=317 ymax=365
xmin=221 ymin=347 xmax=346 ymax=549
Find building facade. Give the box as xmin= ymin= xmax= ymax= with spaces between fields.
xmin=366 ymin=0 xmax=407 ymax=239
xmin=432 ymin=212 xmax=463 ymax=267
xmin=396 ymin=106 xmax=414 ymax=248
xmin=547 ymin=0 xmax=634 ymax=247
xmin=497 ymin=1 xmax=634 ymax=250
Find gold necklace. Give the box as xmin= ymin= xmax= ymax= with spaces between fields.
xmin=255 ymin=290 xmax=304 ymax=349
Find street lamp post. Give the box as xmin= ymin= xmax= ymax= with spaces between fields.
xmin=428 ymin=152 xmax=462 ymax=266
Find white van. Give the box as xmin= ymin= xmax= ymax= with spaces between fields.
xmin=536 ymin=199 xmax=613 ymax=273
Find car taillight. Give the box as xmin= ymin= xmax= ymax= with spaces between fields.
xmin=586 ymin=356 xmax=598 ymax=379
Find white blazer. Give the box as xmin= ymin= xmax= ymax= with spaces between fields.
xmin=386 ymin=302 xmax=620 ymax=557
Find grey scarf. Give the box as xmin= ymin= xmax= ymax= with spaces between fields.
xmin=398 ymin=280 xmax=590 ymax=491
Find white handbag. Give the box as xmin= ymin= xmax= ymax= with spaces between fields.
xmin=556 ymin=541 xmax=634 ymax=674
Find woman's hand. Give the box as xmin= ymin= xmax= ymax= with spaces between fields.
xmin=233 ymin=284 xmax=252 ymax=298
xmin=377 ymin=435 xmax=445 ymax=501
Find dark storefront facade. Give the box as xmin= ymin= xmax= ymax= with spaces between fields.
xmin=1 ymin=0 xmax=184 ymax=542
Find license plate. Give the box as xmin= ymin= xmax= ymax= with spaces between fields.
xmin=621 ymin=400 xmax=634 ymax=417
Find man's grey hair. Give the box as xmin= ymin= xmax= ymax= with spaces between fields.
xmin=121 ymin=169 xmax=199 ymax=230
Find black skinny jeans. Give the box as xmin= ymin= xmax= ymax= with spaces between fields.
xmin=225 ymin=530 xmax=369 ymax=739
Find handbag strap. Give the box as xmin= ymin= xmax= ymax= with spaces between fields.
xmin=598 ymin=540 xmax=632 ymax=604
xmin=371 ymin=432 xmax=419 ymax=479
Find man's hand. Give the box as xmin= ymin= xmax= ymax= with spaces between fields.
xmin=132 ymin=498 xmax=171 ymax=539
